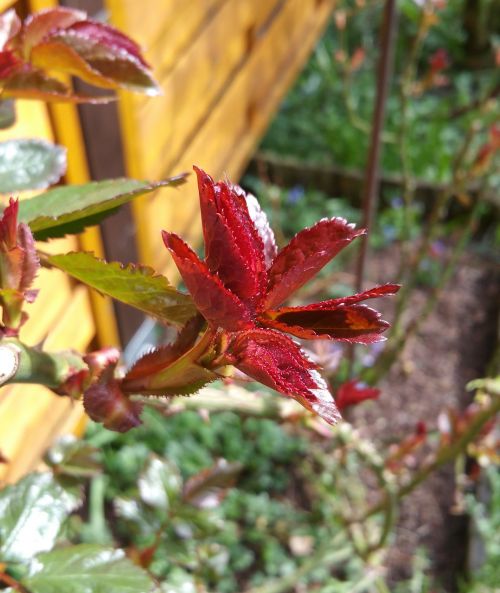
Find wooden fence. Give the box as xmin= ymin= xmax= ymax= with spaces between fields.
xmin=108 ymin=0 xmax=334 ymax=274
xmin=0 ymin=0 xmax=334 ymax=483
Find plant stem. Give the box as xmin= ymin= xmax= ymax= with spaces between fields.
xmin=0 ymin=571 xmax=28 ymax=592
xmin=364 ymin=193 xmax=482 ymax=384
xmin=86 ymin=474 xmax=112 ymax=545
xmin=0 ymin=338 xmax=87 ymax=389
xmin=355 ymin=0 xmax=398 ymax=293
xmin=243 ymin=540 xmax=351 ymax=593
xmin=354 ymin=394 xmax=500 ymax=523
xmin=134 ymin=385 xmax=292 ymax=420
xmin=396 ymin=5 xmax=428 ymax=269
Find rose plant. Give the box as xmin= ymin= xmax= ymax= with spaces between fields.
xmin=0 ymin=164 xmax=399 ymax=430
xmin=0 ymin=5 xmax=498 ymax=593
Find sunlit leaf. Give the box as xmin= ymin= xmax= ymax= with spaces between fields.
xmin=123 ymin=324 xmax=217 ymax=396
xmin=22 ymin=7 xmax=85 ymax=55
xmin=31 ymin=21 xmax=159 ymax=95
xmin=0 ymin=139 xmax=66 ymax=193
xmin=31 ymin=37 xmax=118 ymax=89
xmin=48 ymin=251 xmax=196 ymax=326
xmin=123 ymin=316 xmax=203 ymax=383
xmin=195 ymin=166 xmax=267 ymax=304
xmin=227 ymin=329 xmax=340 ymax=425
xmin=0 ymin=9 xmax=21 ymax=49
xmin=138 ymin=455 xmax=182 ymax=511
xmin=265 ymin=217 xmax=365 ymax=308
xmin=22 ymin=544 xmax=154 ymax=593
xmin=244 ymin=190 xmax=277 ymax=267
xmin=1 ymin=67 xmax=110 ymax=103
xmin=16 ymin=175 xmax=185 ymax=240
xmin=262 ymin=303 xmax=391 ymax=343
xmin=163 ymin=231 xmax=253 ymax=331
xmin=123 ymin=349 xmax=216 ymax=396
xmin=0 ymin=473 xmax=79 ymax=564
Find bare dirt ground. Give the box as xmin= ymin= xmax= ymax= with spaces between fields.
xmin=352 ymin=254 xmax=500 ymax=591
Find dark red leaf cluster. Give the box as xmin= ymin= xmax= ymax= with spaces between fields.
xmin=335 ymin=379 xmax=380 ymax=412
xmin=0 ymin=7 xmax=158 ymax=102
xmin=163 ymin=167 xmax=399 ymax=424
xmin=0 ymin=198 xmax=39 ymax=336
xmin=82 ymin=347 xmax=143 ymax=433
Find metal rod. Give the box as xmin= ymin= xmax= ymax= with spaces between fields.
xmin=355 ymin=0 xmax=398 ymax=293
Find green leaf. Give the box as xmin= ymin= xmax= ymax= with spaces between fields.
xmin=0 ymin=100 xmax=16 ymax=129
xmin=0 ymin=472 xmax=79 ymax=564
xmin=23 ymin=544 xmax=154 ymax=593
xmin=467 ymin=376 xmax=500 ymax=396
xmin=0 ymin=139 xmax=66 ymax=193
xmin=16 ymin=175 xmax=186 ymax=240
xmin=44 ymin=435 xmax=102 ymax=479
xmin=47 ymin=251 xmax=196 ymax=326
xmin=182 ymin=459 xmax=243 ymax=509
xmin=2 ymin=68 xmax=112 ymax=103
xmin=138 ymin=455 xmax=182 ymax=511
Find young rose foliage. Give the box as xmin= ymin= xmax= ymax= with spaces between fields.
xmin=0 ymin=7 xmax=158 ymax=102
xmin=156 ymin=167 xmax=399 ymax=425
xmin=0 ymin=198 xmax=39 ymax=336
xmin=335 ymin=379 xmax=380 ymax=412
xmin=77 ymin=167 xmax=398 ymax=431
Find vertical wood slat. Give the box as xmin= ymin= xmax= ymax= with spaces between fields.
xmin=0 ymin=98 xmax=96 ymax=483
xmin=28 ymin=0 xmax=120 ymax=348
xmin=0 ymin=286 xmax=94 ymax=483
xmin=0 ymin=0 xmax=106 ymax=482
xmin=124 ymin=0 xmax=286 ymax=179
xmin=0 ymin=0 xmax=15 ymax=11
xmin=109 ymin=0 xmax=334 ymax=276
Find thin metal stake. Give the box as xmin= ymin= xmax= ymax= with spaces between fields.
xmin=355 ymin=0 xmax=398 ymax=292
xmin=349 ymin=0 xmax=398 ymax=377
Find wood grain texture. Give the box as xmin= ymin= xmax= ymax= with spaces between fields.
xmin=109 ymin=0 xmax=333 ymax=274
xmin=0 ymin=0 xmax=15 ymax=11
xmin=0 ymin=0 xmax=333 ymax=482
xmin=0 ymin=97 xmax=96 ymax=482
xmin=0 ymin=287 xmax=94 ymax=483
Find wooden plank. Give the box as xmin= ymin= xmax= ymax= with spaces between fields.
xmin=0 ymin=59 xmax=98 ymax=480
xmin=0 ymin=0 xmax=16 ymax=12
xmin=107 ymin=0 xmax=226 ymax=180
xmin=0 ymin=99 xmax=52 ymax=144
xmin=222 ymin=2 xmax=334 ymax=179
xmin=107 ymin=0 xmax=226 ymax=265
xmin=19 ymin=270 xmax=73 ymax=345
xmin=129 ymin=0 xmax=333 ymax=274
xmin=107 ymin=0 xmax=225 ymax=79
xmin=28 ymin=0 xmax=120 ymax=347
xmin=134 ymin=0 xmax=284 ymax=179
xmin=0 ymin=286 xmax=94 ymax=484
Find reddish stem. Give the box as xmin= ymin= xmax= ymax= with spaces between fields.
xmin=355 ymin=0 xmax=398 ymax=292
xmin=0 ymin=571 xmax=29 ymax=592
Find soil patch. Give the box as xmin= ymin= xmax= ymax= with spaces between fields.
xmin=351 ymin=254 xmax=500 ymax=591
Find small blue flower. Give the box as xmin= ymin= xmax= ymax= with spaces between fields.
xmin=390 ymin=196 xmax=403 ymax=209
xmin=287 ymin=185 xmax=305 ymax=204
